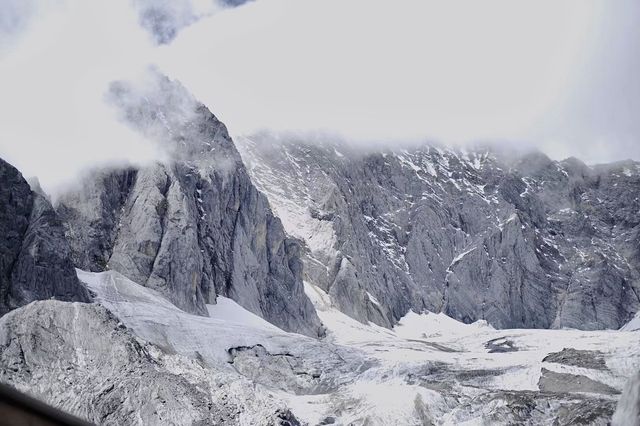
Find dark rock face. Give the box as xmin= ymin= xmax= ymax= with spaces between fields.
xmin=0 ymin=159 xmax=90 ymax=316
xmin=270 ymin=409 xmax=302 ymax=426
xmin=56 ymin=73 xmax=322 ymax=337
xmin=538 ymin=368 xmax=619 ymax=395
xmin=543 ymin=348 xmax=608 ymax=371
xmin=464 ymin=390 xmax=616 ymax=426
xmin=56 ymin=168 xmax=138 ymax=272
xmin=237 ymin=136 xmax=640 ymax=330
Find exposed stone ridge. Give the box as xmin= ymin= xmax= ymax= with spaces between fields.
xmin=0 ymin=158 xmax=90 ymax=316
xmin=56 ymin=72 xmax=322 ymax=337
xmin=237 ymin=134 xmax=640 ymax=330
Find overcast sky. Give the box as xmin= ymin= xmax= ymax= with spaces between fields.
xmin=1 ymin=0 xmax=639 ymax=193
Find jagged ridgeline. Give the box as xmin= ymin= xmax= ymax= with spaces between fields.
xmin=237 ymin=135 xmax=640 ymax=331
xmin=3 ymin=68 xmax=639 ymax=337
xmin=1 ymin=71 xmax=639 ymax=425
xmin=54 ymin=71 xmax=323 ymax=338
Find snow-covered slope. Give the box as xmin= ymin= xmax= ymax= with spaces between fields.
xmin=0 ymin=300 xmax=295 ymax=425
xmin=305 ymin=281 xmax=640 ymax=424
xmin=78 ymin=269 xmax=351 ymax=370
xmin=622 ymin=312 xmax=640 ymax=332
xmin=5 ymin=269 xmax=635 ymax=424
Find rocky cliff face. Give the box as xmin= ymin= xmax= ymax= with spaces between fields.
xmin=0 ymin=158 xmax=90 ymax=316
xmin=56 ymin=73 xmax=322 ymax=337
xmin=237 ymin=135 xmax=640 ymax=330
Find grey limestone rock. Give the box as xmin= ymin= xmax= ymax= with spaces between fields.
xmin=237 ymin=135 xmax=640 ymax=330
xmin=0 ymin=158 xmax=90 ymax=316
xmin=538 ymin=368 xmax=620 ymax=395
xmin=56 ymin=72 xmax=322 ymax=337
xmin=543 ymin=348 xmax=608 ymax=371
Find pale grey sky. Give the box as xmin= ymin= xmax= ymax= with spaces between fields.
xmin=0 ymin=0 xmax=638 ymax=194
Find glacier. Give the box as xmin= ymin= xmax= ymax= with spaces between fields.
xmin=2 ymin=268 xmax=638 ymax=424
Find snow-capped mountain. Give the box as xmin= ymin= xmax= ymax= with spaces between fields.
xmin=55 ymin=71 xmax=321 ymax=338
xmin=0 ymin=72 xmax=639 ymax=424
xmin=237 ymin=133 xmax=640 ymax=332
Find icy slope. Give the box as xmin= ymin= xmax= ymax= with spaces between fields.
xmin=3 ymin=268 xmax=636 ymax=424
xmin=80 ymin=269 xmax=640 ymax=424
xmin=0 ymin=300 xmax=296 ymax=425
xmin=304 ymin=282 xmax=640 ymax=424
xmin=622 ymin=312 xmax=640 ymax=332
xmin=78 ymin=269 xmax=355 ymax=372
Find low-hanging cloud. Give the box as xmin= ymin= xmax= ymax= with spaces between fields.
xmin=157 ymin=0 xmax=640 ymax=164
xmin=0 ymin=0 xmax=638 ymax=197
xmin=0 ymin=0 xmax=164 ymax=197
xmin=132 ymin=0 xmax=253 ymax=45
xmin=0 ymin=0 xmax=253 ymax=197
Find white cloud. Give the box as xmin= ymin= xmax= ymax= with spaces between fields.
xmin=131 ymin=0 xmax=226 ymax=44
xmin=0 ymin=0 xmax=165 ymax=196
xmin=0 ymin=0 xmax=638 ymax=197
xmin=157 ymin=0 xmax=605 ymax=149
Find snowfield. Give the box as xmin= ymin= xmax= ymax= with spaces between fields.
xmin=622 ymin=312 xmax=640 ymax=332
xmin=76 ymin=269 xmax=640 ymax=425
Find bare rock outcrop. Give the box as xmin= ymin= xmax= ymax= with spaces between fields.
xmin=0 ymin=158 xmax=90 ymax=316
xmin=56 ymin=72 xmax=322 ymax=337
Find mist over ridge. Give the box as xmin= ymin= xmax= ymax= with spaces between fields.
xmin=0 ymin=0 xmax=639 ymax=197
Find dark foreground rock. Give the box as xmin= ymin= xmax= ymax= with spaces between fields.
xmin=543 ymin=348 xmax=608 ymax=370
xmin=0 ymin=159 xmax=90 ymax=316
